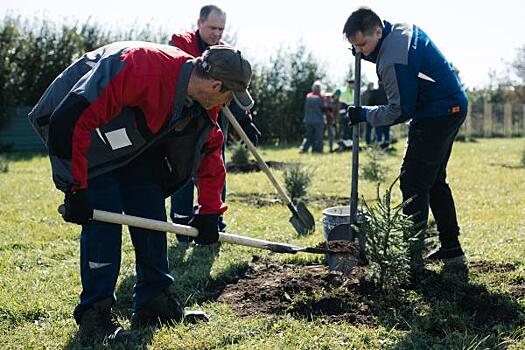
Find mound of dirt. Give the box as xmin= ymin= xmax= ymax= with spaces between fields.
xmin=315 ymin=240 xmax=361 ymax=255
xmin=216 ymin=260 xmax=376 ymax=325
xmin=211 ymin=258 xmax=524 ymax=328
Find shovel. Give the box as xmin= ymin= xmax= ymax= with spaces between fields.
xmin=222 ymin=106 xmax=315 ymax=236
xmin=350 ymin=52 xmax=367 ymax=260
xmin=58 ymin=206 xmax=329 ymax=255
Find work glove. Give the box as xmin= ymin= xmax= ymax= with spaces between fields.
xmin=237 ymin=114 xmax=261 ymax=147
xmin=63 ymin=189 xmax=93 ymax=225
xmin=347 ymin=106 xmax=364 ymax=126
xmin=189 ymin=214 xmax=220 ymax=245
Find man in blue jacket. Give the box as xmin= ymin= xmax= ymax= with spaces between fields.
xmin=343 ymin=8 xmax=468 ymax=267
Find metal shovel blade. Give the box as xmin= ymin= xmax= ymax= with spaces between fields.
xmin=289 ymin=201 xmax=315 ymax=235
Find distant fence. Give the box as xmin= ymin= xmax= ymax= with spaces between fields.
xmin=391 ymin=102 xmax=525 ymax=139
xmin=1 ymin=102 xmax=525 ymax=152
xmin=0 ymin=106 xmax=45 ymax=152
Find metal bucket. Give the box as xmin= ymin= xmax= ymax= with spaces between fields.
xmin=322 ymin=206 xmax=362 ymax=274
xmin=322 ymin=206 xmax=352 ymax=241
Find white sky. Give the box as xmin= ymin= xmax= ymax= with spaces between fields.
xmin=1 ymin=0 xmax=524 ymax=89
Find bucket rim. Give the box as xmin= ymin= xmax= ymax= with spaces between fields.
xmin=322 ymin=206 xmax=350 ymax=217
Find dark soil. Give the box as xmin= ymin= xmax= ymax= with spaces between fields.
xmin=315 ymin=240 xmax=361 ymax=254
xmin=509 ymin=285 xmax=525 ymax=299
xmin=226 ymin=160 xmax=296 ymax=173
xmin=469 ymin=261 xmax=516 ymax=273
xmin=208 ymin=258 xmax=525 ymax=328
xmin=227 ymin=192 xmax=350 ymax=208
xmin=215 ymin=260 xmax=376 ymax=325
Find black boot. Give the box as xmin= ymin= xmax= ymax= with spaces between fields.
xmin=131 ymin=290 xmax=208 ymax=328
xmin=78 ymin=298 xmax=138 ymax=346
xmin=425 ymin=246 xmax=467 ymax=266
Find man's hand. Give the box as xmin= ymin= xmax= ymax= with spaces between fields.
xmin=189 ymin=214 xmax=220 ymax=245
xmin=347 ymin=106 xmax=364 ymax=126
xmin=237 ymin=114 xmax=261 ymax=146
xmin=63 ymin=190 xmax=93 ymax=225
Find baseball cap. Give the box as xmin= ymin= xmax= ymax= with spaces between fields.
xmin=201 ymin=45 xmax=254 ymax=111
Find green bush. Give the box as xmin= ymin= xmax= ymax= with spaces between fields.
xmin=284 ymin=164 xmax=312 ymax=203
xmin=361 ymin=145 xmax=387 ymax=183
xmin=359 ymin=177 xmax=422 ymax=292
xmin=0 ymin=155 xmax=8 ymax=173
xmin=230 ymin=141 xmax=250 ymax=166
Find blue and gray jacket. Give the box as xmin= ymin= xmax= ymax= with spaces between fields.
xmin=360 ymin=21 xmax=468 ymax=127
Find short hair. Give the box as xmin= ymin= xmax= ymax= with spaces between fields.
xmin=311 ymin=81 xmax=322 ymax=93
xmin=199 ymin=5 xmax=226 ymax=21
xmin=342 ymin=7 xmax=383 ymax=38
xmin=193 ymin=57 xmax=228 ymax=92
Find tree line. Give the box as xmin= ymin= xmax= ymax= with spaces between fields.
xmin=0 ymin=16 xmax=326 ymax=144
xmin=2 ymin=16 xmax=524 ymax=144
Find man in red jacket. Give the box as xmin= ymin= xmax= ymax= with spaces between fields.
xmin=28 ymin=42 xmax=253 ymax=345
xmin=169 ymin=5 xmax=260 ymax=240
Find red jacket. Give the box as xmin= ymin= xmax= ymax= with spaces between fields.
xmin=170 ymin=31 xmax=227 ymax=213
xmin=35 ymin=41 xmax=226 ymax=214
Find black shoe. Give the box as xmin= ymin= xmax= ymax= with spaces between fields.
xmin=425 ymin=246 xmax=467 ymax=266
xmin=78 ymin=298 xmax=138 ymax=346
xmin=131 ymin=290 xmax=208 ymax=328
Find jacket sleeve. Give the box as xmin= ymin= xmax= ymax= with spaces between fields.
xmin=363 ymin=63 xmax=418 ymax=127
xmin=194 ymin=123 xmax=227 ymax=214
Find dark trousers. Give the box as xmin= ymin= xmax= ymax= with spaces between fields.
xmin=375 ymin=125 xmax=390 ymax=145
xmin=73 ymin=152 xmax=174 ymax=323
xmin=400 ymin=111 xmax=466 ymax=245
xmin=300 ymin=123 xmax=324 ymax=153
xmin=170 ymin=138 xmax=227 ymax=236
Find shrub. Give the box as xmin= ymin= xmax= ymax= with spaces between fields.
xmin=358 ymin=177 xmax=422 ymax=292
xmin=361 ymin=144 xmax=387 ymax=182
xmin=284 ymin=164 xmax=312 ymax=203
xmin=0 ymin=155 xmax=8 ymax=173
xmin=521 ymin=147 xmax=525 ymax=167
xmin=230 ymin=141 xmax=250 ymax=166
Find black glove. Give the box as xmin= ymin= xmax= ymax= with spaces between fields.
xmin=63 ymin=189 xmax=93 ymax=225
xmin=189 ymin=214 xmax=220 ymax=245
xmin=238 ymin=114 xmax=261 ymax=146
xmin=347 ymin=106 xmax=364 ymax=126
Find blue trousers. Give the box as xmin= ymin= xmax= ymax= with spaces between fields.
xmin=73 ymin=152 xmax=173 ymax=323
xmin=300 ymin=123 xmax=324 ymax=153
xmin=400 ymin=111 xmax=466 ymax=245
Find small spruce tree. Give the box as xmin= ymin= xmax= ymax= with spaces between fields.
xmin=230 ymin=141 xmax=250 ymax=167
xmin=358 ymin=177 xmax=422 ymax=292
xmin=0 ymin=155 xmax=8 ymax=173
xmin=361 ymin=144 xmax=387 ymax=183
xmin=284 ymin=164 xmax=312 ymax=203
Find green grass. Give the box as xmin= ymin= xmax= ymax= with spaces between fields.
xmin=0 ymin=138 xmax=524 ymax=349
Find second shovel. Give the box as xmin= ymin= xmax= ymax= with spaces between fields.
xmin=222 ymin=106 xmax=315 ymax=235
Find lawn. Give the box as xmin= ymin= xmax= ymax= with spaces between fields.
xmin=0 ymin=138 xmax=524 ymax=349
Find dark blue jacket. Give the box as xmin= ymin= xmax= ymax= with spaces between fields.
xmin=361 ymin=21 xmax=468 ymax=127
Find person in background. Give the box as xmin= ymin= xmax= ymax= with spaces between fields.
xmin=337 ymin=79 xmax=354 ymax=150
xmin=324 ymin=89 xmax=341 ymax=152
xmin=169 ymin=4 xmax=260 ymax=241
xmin=372 ymin=83 xmax=391 ymax=149
xmin=361 ymin=82 xmax=375 ymax=145
xmin=299 ymin=80 xmax=325 ymax=153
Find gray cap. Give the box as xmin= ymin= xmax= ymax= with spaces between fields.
xmin=201 ymin=45 xmax=254 ymax=111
